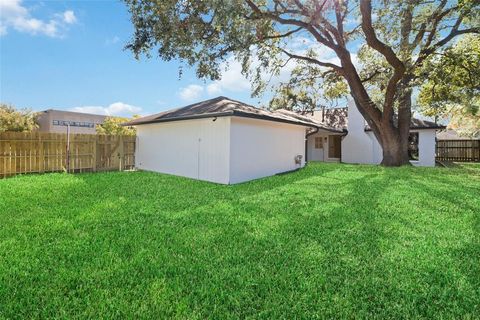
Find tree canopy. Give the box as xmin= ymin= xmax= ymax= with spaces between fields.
xmin=124 ymin=0 xmax=480 ymax=165
xmin=0 ymin=103 xmax=39 ymax=133
xmin=96 ymin=116 xmax=138 ymax=136
xmin=417 ymin=34 xmax=479 ymax=137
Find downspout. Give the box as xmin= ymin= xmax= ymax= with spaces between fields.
xmin=305 ymin=127 xmax=319 ymax=164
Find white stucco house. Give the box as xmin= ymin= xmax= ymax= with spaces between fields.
xmin=124 ymin=96 xmax=340 ymax=184
xmin=124 ymin=96 xmax=443 ymax=184
xmin=305 ymin=100 xmax=444 ymax=167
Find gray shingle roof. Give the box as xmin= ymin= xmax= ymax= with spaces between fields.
xmin=306 ymin=107 xmax=444 ymax=131
xmin=123 ymin=96 xmax=342 ymax=132
xmin=365 ymin=116 xmax=445 ymax=131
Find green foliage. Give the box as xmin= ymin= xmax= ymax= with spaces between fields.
xmin=96 ymin=116 xmax=138 ymax=136
xmin=418 ymin=35 xmax=480 ymax=113
xmin=448 ymin=105 xmax=480 ymax=138
xmin=270 ymin=62 xmax=349 ymax=112
xmin=123 ymin=0 xmax=479 ymax=164
xmin=0 ymin=103 xmax=38 ymax=133
xmin=123 ymin=0 xmax=478 ymax=108
xmin=0 ymin=163 xmax=479 ymax=318
xmin=418 ymin=35 xmax=480 ymax=137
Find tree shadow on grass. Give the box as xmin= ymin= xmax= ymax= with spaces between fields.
xmin=1 ymin=163 xmax=479 ymax=318
xmin=180 ymin=166 xmax=480 ymax=318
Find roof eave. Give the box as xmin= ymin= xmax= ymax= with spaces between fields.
xmin=121 ymin=111 xmax=235 ymax=126
xmin=365 ymin=125 xmax=446 ymax=131
xmin=231 ymin=110 xmax=318 ymax=128
xmin=122 ymin=110 xmax=334 ymax=129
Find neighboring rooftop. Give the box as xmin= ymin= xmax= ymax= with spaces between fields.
xmin=365 ymin=116 xmax=445 ymax=131
xmin=123 ymin=96 xmax=342 ymax=132
xmin=40 ymin=109 xmax=107 ymax=118
xmin=305 ymin=106 xmax=444 ymax=131
xmin=305 ymin=108 xmax=348 ymax=130
xmin=437 ymin=129 xmax=479 ymax=140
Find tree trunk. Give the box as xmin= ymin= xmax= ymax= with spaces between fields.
xmin=378 ymin=126 xmax=409 ymax=166
xmin=395 ymin=78 xmax=413 ymax=165
xmin=341 ymin=56 xmax=412 ymax=167
xmin=350 ymin=88 xmax=412 ymax=167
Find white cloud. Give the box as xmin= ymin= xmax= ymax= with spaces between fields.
xmin=69 ymin=102 xmax=142 ymax=117
xmin=206 ymin=83 xmax=222 ymax=95
xmin=62 ymin=10 xmax=76 ymax=24
xmin=179 ymin=39 xmax=358 ymax=99
xmin=207 ymin=57 xmax=252 ymax=96
xmin=178 ymin=84 xmax=204 ymax=101
xmin=0 ymin=0 xmax=76 ymax=37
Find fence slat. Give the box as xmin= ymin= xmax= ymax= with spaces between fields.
xmin=0 ymin=132 xmax=136 ymax=178
xmin=436 ymin=139 xmax=480 ymax=162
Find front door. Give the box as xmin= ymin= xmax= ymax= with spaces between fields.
xmin=328 ymin=135 xmax=341 ymax=159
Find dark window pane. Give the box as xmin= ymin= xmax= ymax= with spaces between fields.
xmin=408 ymin=132 xmax=419 ymax=160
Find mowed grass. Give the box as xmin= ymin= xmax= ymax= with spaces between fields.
xmin=0 ymin=163 xmax=479 ymax=319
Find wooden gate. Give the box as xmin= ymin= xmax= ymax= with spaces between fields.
xmin=0 ymin=132 xmax=136 ymax=178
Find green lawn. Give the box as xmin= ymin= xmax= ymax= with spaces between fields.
xmin=1 ymin=163 xmax=479 ymax=319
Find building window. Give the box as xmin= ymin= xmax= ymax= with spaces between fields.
xmin=408 ymin=132 xmax=419 ymax=160
xmin=52 ymin=120 xmax=95 ymax=128
xmin=315 ymin=137 xmax=323 ymax=149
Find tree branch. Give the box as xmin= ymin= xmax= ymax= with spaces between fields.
xmin=360 ymin=69 xmax=382 ymax=83
xmin=244 ymin=0 xmax=343 ymax=53
xmin=334 ymin=0 xmax=347 ymax=47
xmin=418 ymin=27 xmax=480 ymax=65
xmin=360 ymin=0 xmax=405 ymax=72
xmin=263 ymin=27 xmax=303 ymax=40
xmin=279 ymin=48 xmax=342 ymax=72
xmin=360 ymin=0 xmax=405 ymax=120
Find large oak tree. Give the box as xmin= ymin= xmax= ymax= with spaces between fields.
xmin=123 ymin=0 xmax=479 ymax=166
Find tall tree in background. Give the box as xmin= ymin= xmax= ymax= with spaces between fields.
xmin=124 ymin=0 xmax=479 ymax=166
xmin=96 ymin=116 xmax=138 ymax=136
xmin=0 ymin=103 xmax=38 ymax=133
xmin=418 ymin=34 xmax=480 ymax=138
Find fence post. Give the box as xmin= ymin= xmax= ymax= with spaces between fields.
xmin=92 ymin=136 xmax=97 ymax=172
xmin=118 ymin=135 xmax=124 ymax=171
xmin=38 ymin=133 xmax=44 ymax=173
xmin=65 ymin=125 xmax=71 ymax=172
xmin=477 ymin=140 xmax=480 ymax=162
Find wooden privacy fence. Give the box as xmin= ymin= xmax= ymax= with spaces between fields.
xmin=0 ymin=132 xmax=136 ymax=178
xmin=436 ymin=139 xmax=480 ymax=162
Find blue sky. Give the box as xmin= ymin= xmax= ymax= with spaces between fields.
xmin=0 ymin=0 xmax=263 ymax=117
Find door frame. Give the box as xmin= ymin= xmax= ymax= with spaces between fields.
xmin=328 ymin=134 xmax=342 ymax=160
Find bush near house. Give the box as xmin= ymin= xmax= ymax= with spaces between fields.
xmin=0 ymin=163 xmax=479 ymax=318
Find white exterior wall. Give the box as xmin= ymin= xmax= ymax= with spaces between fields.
xmin=415 ymin=130 xmax=436 ymax=167
xmin=306 ymin=131 xmax=342 ymax=162
xmin=366 ymin=131 xmax=383 ymax=164
xmin=135 ymin=117 xmax=230 ymax=184
xmin=341 ymin=100 xmax=375 ymax=164
xmin=229 ymin=117 xmax=306 ymax=184
xmin=342 ymin=100 xmax=437 ymax=167
xmin=307 ymin=133 xmax=325 ymax=161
